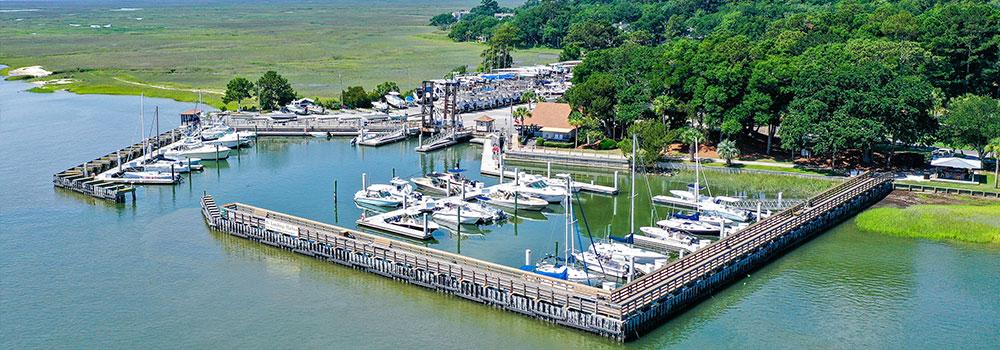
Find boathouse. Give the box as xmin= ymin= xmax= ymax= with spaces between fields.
xmin=527 ymin=102 xmax=576 ymax=142
xmin=180 ymin=109 xmax=202 ymax=125
xmin=930 ymin=157 xmax=981 ymax=182
xmin=474 ymin=115 xmax=495 ymax=134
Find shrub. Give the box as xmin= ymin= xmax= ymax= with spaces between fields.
xmin=597 ymin=138 xmax=617 ymax=150
xmin=536 ymin=137 xmax=545 ymax=146
xmin=545 ymin=141 xmax=574 ymax=148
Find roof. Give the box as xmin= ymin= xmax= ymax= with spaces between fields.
xmin=474 ymin=115 xmax=495 ymax=122
xmin=539 ymin=127 xmax=575 ymax=134
xmin=930 ymin=157 xmax=981 ymax=169
xmin=528 ymin=102 xmax=576 ymax=130
xmin=180 ymin=109 xmax=203 ymax=116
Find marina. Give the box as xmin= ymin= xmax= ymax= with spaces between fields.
xmin=7 ymin=81 xmax=996 ymax=348
xmin=201 ymin=171 xmax=893 ymax=340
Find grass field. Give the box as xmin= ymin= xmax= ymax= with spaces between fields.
xmin=0 ymin=0 xmax=558 ymax=108
xmin=856 ymin=203 xmax=1000 ymax=243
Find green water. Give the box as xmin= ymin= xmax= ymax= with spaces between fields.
xmin=2 ymin=78 xmax=998 ymax=348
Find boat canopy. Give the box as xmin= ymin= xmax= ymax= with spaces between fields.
xmin=609 ymin=234 xmax=634 ymax=244
xmin=672 ymin=212 xmax=700 ymax=221
xmin=519 ymin=265 xmax=568 ymax=280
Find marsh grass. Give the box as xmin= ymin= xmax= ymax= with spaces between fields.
xmin=26 ymin=87 xmax=54 ymax=93
xmin=856 ymin=204 xmax=1000 ymax=243
xmin=0 ymin=1 xmax=558 ymax=107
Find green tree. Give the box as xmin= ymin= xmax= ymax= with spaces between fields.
xmin=558 ymin=43 xmax=582 ymax=62
xmin=679 ymin=127 xmax=704 ymax=162
xmin=941 ymin=94 xmax=1000 ymax=159
xmin=342 ymin=86 xmax=371 ymax=109
xmin=430 ymin=13 xmax=457 ymax=28
xmin=222 ymin=77 xmax=254 ymax=111
xmin=256 ymin=71 xmax=295 ymax=111
xmin=619 ymin=120 xmax=668 ymax=165
xmin=370 ymin=81 xmax=399 ymax=101
xmin=564 ymin=20 xmax=620 ymax=52
xmin=717 ymin=139 xmax=740 ymax=166
xmin=481 ymin=23 xmax=519 ymax=72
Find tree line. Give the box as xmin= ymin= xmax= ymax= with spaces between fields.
xmin=224 ymin=72 xmax=407 ymax=111
xmin=436 ymin=0 xmax=1000 ymax=168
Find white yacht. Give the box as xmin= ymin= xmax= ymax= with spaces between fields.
xmin=165 ymin=137 xmax=231 ymax=160
xmin=587 ymin=241 xmax=668 ymax=264
xmin=498 ymin=175 xmax=567 ymax=203
xmin=474 ymin=189 xmax=549 ymax=211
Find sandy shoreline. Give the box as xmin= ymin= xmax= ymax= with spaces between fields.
xmin=7 ymin=65 xmax=52 ymax=77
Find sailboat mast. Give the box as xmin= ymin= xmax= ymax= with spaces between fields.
xmin=140 ymin=93 xmax=145 ymax=154
xmin=155 ymin=106 xmax=159 ymax=151
xmin=630 ymin=133 xmax=636 ymax=234
xmin=694 ymin=138 xmax=700 ymax=212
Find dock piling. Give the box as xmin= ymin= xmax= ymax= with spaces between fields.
xmin=525 ymin=249 xmax=531 ymax=266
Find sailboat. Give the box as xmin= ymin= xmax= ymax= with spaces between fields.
xmin=530 ymin=174 xmax=596 ymax=285
xmin=588 ymin=134 xmax=669 ymax=269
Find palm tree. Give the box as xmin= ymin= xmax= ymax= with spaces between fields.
xmin=717 ymin=139 xmax=740 ymax=166
xmin=512 ymin=107 xmax=531 ymax=139
xmin=521 ymin=90 xmax=545 ymax=110
xmin=985 ymin=137 xmax=1000 ymax=189
xmin=679 ymin=127 xmax=704 ymax=162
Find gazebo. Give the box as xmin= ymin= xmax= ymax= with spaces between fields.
xmin=930 ymin=157 xmax=981 ymax=182
xmin=474 ymin=115 xmax=495 ymax=133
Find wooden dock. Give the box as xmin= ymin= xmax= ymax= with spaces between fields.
xmin=200 ymin=171 xmax=893 ymax=341
xmin=53 ymin=127 xmax=186 ymax=202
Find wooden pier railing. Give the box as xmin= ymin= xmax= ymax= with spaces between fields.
xmin=200 ymin=170 xmax=893 ymax=340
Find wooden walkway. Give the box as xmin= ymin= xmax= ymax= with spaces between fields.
xmin=52 ymin=127 xmax=186 ymax=202
xmin=200 ymin=171 xmax=894 ymax=341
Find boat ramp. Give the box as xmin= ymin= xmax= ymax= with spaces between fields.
xmin=201 ymin=171 xmax=893 ymax=341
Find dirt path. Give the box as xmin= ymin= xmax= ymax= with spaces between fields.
xmin=113 ymin=77 xmax=223 ymax=95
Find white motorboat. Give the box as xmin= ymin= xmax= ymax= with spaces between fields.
xmin=533 ymin=259 xmax=597 ymax=284
xmin=411 ymin=171 xmax=480 ymax=196
xmin=204 ymin=132 xmax=249 ymax=148
xmin=165 ymin=137 xmax=231 ymax=160
xmin=499 ymin=176 xmax=567 ymax=203
xmin=651 ymin=188 xmax=709 ymax=207
xmin=587 ymin=241 xmax=668 ymax=264
xmin=354 ymin=187 xmax=404 ymax=207
xmin=639 ymin=226 xmax=711 ymax=252
xmin=656 ymin=218 xmax=721 ymax=235
xmin=431 ymin=202 xmax=489 ymax=224
xmin=384 ymin=213 xmax=439 ymax=232
xmin=437 ymin=198 xmax=505 ymax=222
xmin=138 ymin=159 xmax=191 ymax=173
xmin=474 ymin=189 xmax=549 ymax=211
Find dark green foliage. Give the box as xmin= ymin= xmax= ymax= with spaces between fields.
xmin=342 ymin=86 xmax=371 ymax=109
xmin=597 ymin=138 xmax=618 ymax=150
xmin=536 ymin=137 xmax=545 ymax=146
xmin=430 ymin=13 xmax=456 ymax=28
xmin=543 ymin=140 xmax=574 ymax=148
xmin=370 ymin=81 xmax=399 ymax=100
xmin=223 ymin=77 xmax=254 ymax=111
xmin=256 ymin=71 xmax=295 ymax=111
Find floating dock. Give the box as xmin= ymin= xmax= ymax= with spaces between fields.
xmin=201 ymin=171 xmax=892 ymax=341
xmin=358 ymin=126 xmax=409 ymax=147
xmin=53 ymin=127 xmax=186 ymax=202
xmin=356 ymin=207 xmax=435 ymax=240
xmin=480 ymin=138 xmax=619 ymax=195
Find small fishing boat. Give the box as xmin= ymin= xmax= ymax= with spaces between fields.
xmin=475 ymin=189 xmax=549 ymax=211
xmin=354 ymin=187 xmax=404 ymax=207
xmin=656 ymin=218 xmax=721 ymax=235
xmin=138 ymin=159 xmax=192 ymax=173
